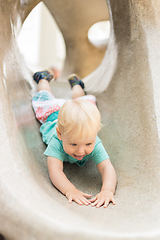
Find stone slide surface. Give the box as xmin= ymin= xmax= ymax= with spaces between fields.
xmin=1 ymin=0 xmax=160 ymax=239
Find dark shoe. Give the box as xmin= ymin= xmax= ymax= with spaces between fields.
xmin=33 ymin=70 xmax=54 ymax=84
xmin=68 ymin=74 xmax=85 ymax=89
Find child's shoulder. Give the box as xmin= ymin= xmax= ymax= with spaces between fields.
xmin=93 ymin=136 xmax=107 ymax=154
xmin=40 ymin=120 xmax=58 ymax=145
xmin=95 ymin=135 xmax=102 ymax=144
xmin=90 ymin=136 xmax=109 ymax=165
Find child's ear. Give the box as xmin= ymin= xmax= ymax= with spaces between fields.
xmin=56 ymin=127 xmax=62 ymax=140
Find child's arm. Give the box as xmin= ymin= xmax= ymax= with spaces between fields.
xmin=90 ymin=159 xmax=117 ymax=208
xmin=47 ymin=156 xmax=92 ymax=205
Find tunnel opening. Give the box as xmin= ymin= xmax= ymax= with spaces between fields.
xmin=88 ymin=20 xmax=111 ymax=50
xmin=18 ymin=2 xmax=66 ymax=75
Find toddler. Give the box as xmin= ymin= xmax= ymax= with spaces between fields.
xmin=32 ymin=70 xmax=117 ymax=208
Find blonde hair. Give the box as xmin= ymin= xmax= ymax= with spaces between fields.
xmin=57 ymin=99 xmax=101 ymax=140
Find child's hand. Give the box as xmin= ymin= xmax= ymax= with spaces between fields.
xmin=65 ymin=188 xmax=92 ymax=206
xmin=90 ymin=190 xmax=116 ymax=208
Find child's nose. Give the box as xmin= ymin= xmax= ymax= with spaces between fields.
xmin=77 ymin=146 xmax=85 ymax=154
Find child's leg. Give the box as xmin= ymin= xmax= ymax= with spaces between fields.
xmin=68 ymin=74 xmax=85 ymax=99
xmin=33 ymin=70 xmax=54 ymax=93
xmin=37 ymin=79 xmax=52 ymax=93
xmin=32 ymin=70 xmax=67 ymax=124
xmin=71 ymin=85 xmax=85 ymax=99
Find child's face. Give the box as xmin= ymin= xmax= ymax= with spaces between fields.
xmin=56 ymin=127 xmax=97 ymax=160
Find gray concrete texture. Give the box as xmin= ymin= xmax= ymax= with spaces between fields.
xmin=0 ymin=0 xmax=160 ymax=239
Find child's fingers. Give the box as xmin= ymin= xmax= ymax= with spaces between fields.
xmin=79 ymin=197 xmax=91 ymax=206
xmin=68 ymin=196 xmax=73 ymax=204
xmin=91 ymin=199 xmax=99 ymax=207
xmin=111 ymin=197 xmax=116 ymax=205
xmin=92 ymin=197 xmax=116 ymax=208
xmin=80 ymin=195 xmax=92 ymax=205
xmin=96 ymin=199 xmax=105 ymax=208
xmin=92 ymin=199 xmax=108 ymax=208
xmin=83 ymin=193 xmax=92 ymax=198
xmin=74 ymin=197 xmax=83 ymax=205
xmin=68 ymin=196 xmax=83 ymax=205
xmin=69 ymin=196 xmax=91 ymax=206
xmin=104 ymin=197 xmax=116 ymax=208
xmin=89 ymin=197 xmax=97 ymax=202
xmin=103 ymin=199 xmax=110 ymax=208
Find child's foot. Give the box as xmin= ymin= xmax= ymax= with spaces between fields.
xmin=33 ymin=70 xmax=54 ymax=84
xmin=68 ymin=74 xmax=85 ymax=89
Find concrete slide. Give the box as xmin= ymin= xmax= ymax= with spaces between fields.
xmin=1 ymin=0 xmax=160 ymax=239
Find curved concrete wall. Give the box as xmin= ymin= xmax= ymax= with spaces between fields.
xmin=43 ymin=0 xmax=109 ymax=79
xmin=1 ymin=0 xmax=160 ymax=240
